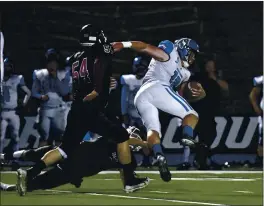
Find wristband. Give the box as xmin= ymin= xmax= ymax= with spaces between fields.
xmin=121 ymin=41 xmax=132 ymax=48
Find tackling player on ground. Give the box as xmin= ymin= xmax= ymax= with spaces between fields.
xmin=1 ymin=127 xmax=150 ymax=192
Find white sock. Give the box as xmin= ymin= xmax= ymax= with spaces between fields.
xmin=13 ymin=150 xmax=26 ymax=159
xmin=183 ymin=146 xmax=190 ymax=163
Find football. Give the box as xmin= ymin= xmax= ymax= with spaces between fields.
xmin=182 ymin=81 xmax=202 ymax=100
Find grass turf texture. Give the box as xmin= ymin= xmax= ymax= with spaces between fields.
xmin=0 ymin=171 xmax=263 ymax=205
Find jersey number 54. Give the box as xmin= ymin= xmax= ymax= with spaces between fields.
xmin=72 ymin=58 xmax=89 ymax=79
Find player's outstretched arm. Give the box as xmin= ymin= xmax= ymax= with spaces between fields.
xmin=112 ymin=41 xmax=169 ymax=62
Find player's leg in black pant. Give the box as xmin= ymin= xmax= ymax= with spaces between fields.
xmin=26 ymin=165 xmax=71 ymax=191
xmin=2 ymin=146 xmax=54 ymax=162
xmin=63 ymin=140 xmax=108 ymax=186
xmin=16 ymin=103 xmax=89 ymax=196
xmin=90 ymin=112 xmax=147 ymax=191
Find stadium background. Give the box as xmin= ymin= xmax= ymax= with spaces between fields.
xmin=0 ymin=1 xmax=263 ymax=165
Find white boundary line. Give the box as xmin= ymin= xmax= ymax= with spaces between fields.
xmin=45 ymin=189 xmax=226 ymax=206
xmin=1 ymin=170 xmax=262 ymax=174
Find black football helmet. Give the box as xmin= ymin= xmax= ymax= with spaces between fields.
xmin=79 ymin=24 xmax=107 ymax=47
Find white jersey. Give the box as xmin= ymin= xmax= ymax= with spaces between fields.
xmin=143 ymin=40 xmax=191 ymax=89
xmin=253 ymin=75 xmax=263 ymax=110
xmin=1 ymin=75 xmax=25 ymax=109
xmin=121 ymin=74 xmax=143 ymax=118
xmin=32 ymin=68 xmax=71 ymax=108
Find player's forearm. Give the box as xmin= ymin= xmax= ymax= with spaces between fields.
xmin=216 ymin=79 xmax=229 ymax=97
xmin=121 ymin=41 xmax=168 ymax=61
xmin=21 ymin=86 xmax=31 ymax=105
xmin=31 ymin=81 xmax=42 ymax=99
xmin=249 ymin=90 xmax=262 ymax=114
xmin=128 ymin=137 xmax=148 ymax=148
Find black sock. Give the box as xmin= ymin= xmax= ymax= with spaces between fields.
xmin=26 ymin=160 xmax=46 ymax=178
xmin=122 ymin=163 xmax=135 ymax=184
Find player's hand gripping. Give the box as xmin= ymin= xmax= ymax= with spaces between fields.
xmin=41 ymin=95 xmax=49 ymax=101
xmin=190 ymin=83 xmax=206 ymax=99
xmin=111 ymin=42 xmax=124 ymax=52
xmin=83 ymin=90 xmax=98 ymax=102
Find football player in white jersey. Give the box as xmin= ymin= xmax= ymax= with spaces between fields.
xmin=249 ymin=75 xmax=263 ymax=165
xmin=113 ymin=38 xmax=205 ymax=182
xmin=32 ymin=49 xmax=72 ymax=147
xmin=0 ymin=58 xmax=31 ymax=153
xmin=120 ymin=56 xmax=149 ymax=129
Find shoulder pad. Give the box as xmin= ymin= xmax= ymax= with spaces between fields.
xmin=158 ymin=40 xmax=174 ymax=55
xmin=57 ymin=69 xmax=67 ymax=81
xmin=34 ymin=69 xmax=49 ymax=80
xmin=66 ymin=51 xmax=83 ymax=64
xmin=253 ymin=75 xmax=263 ymax=86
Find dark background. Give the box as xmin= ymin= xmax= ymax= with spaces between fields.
xmin=0 ymin=1 xmax=263 ymax=115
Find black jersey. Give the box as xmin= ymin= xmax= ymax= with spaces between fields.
xmin=68 ymin=43 xmax=113 ymax=108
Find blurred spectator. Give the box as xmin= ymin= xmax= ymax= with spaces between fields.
xmin=31 ymin=49 xmax=72 ymax=147
xmin=120 ymin=56 xmax=149 ymax=130
xmin=1 ymin=57 xmax=31 ymax=153
xmin=180 ymin=59 xmax=229 ymax=170
xmin=249 ymin=75 xmax=263 ymax=167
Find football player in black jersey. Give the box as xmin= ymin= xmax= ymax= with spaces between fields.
xmin=16 ymin=24 xmax=148 ymax=196
xmin=2 ymin=127 xmax=150 ymax=193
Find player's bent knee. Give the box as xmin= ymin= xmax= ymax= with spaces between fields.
xmin=116 ymin=129 xmax=130 ymax=144
xmin=185 ymin=110 xmax=199 ymax=119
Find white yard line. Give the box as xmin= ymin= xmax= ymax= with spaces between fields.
xmin=45 ymin=189 xmax=226 ymax=206
xmin=99 ymin=171 xmax=262 ymax=174
xmin=91 ymin=177 xmax=255 ymax=182
xmin=2 ymin=170 xmax=261 ymax=174
xmin=171 ymin=177 xmax=256 ymax=181
xmin=234 ymin=190 xmax=254 ymax=194
xmin=150 ymin=190 xmax=170 ymax=194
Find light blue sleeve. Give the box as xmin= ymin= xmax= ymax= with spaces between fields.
xmin=120 ymin=76 xmax=129 ymax=115
xmin=19 ymin=76 xmax=26 ymax=86
xmin=31 ymin=72 xmax=42 ymax=99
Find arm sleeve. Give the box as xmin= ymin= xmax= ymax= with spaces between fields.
xmin=31 ymin=72 xmax=42 ymax=99
xmin=120 ymin=76 xmax=129 ymax=115
xmin=93 ymin=55 xmax=109 ymax=94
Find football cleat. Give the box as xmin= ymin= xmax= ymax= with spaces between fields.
xmin=124 ymin=177 xmax=150 ymax=193
xmin=180 ymin=135 xmax=197 ymax=148
xmin=157 ymin=155 xmax=171 ymax=182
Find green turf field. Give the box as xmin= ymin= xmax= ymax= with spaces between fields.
xmin=0 ymin=171 xmax=263 ymax=205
